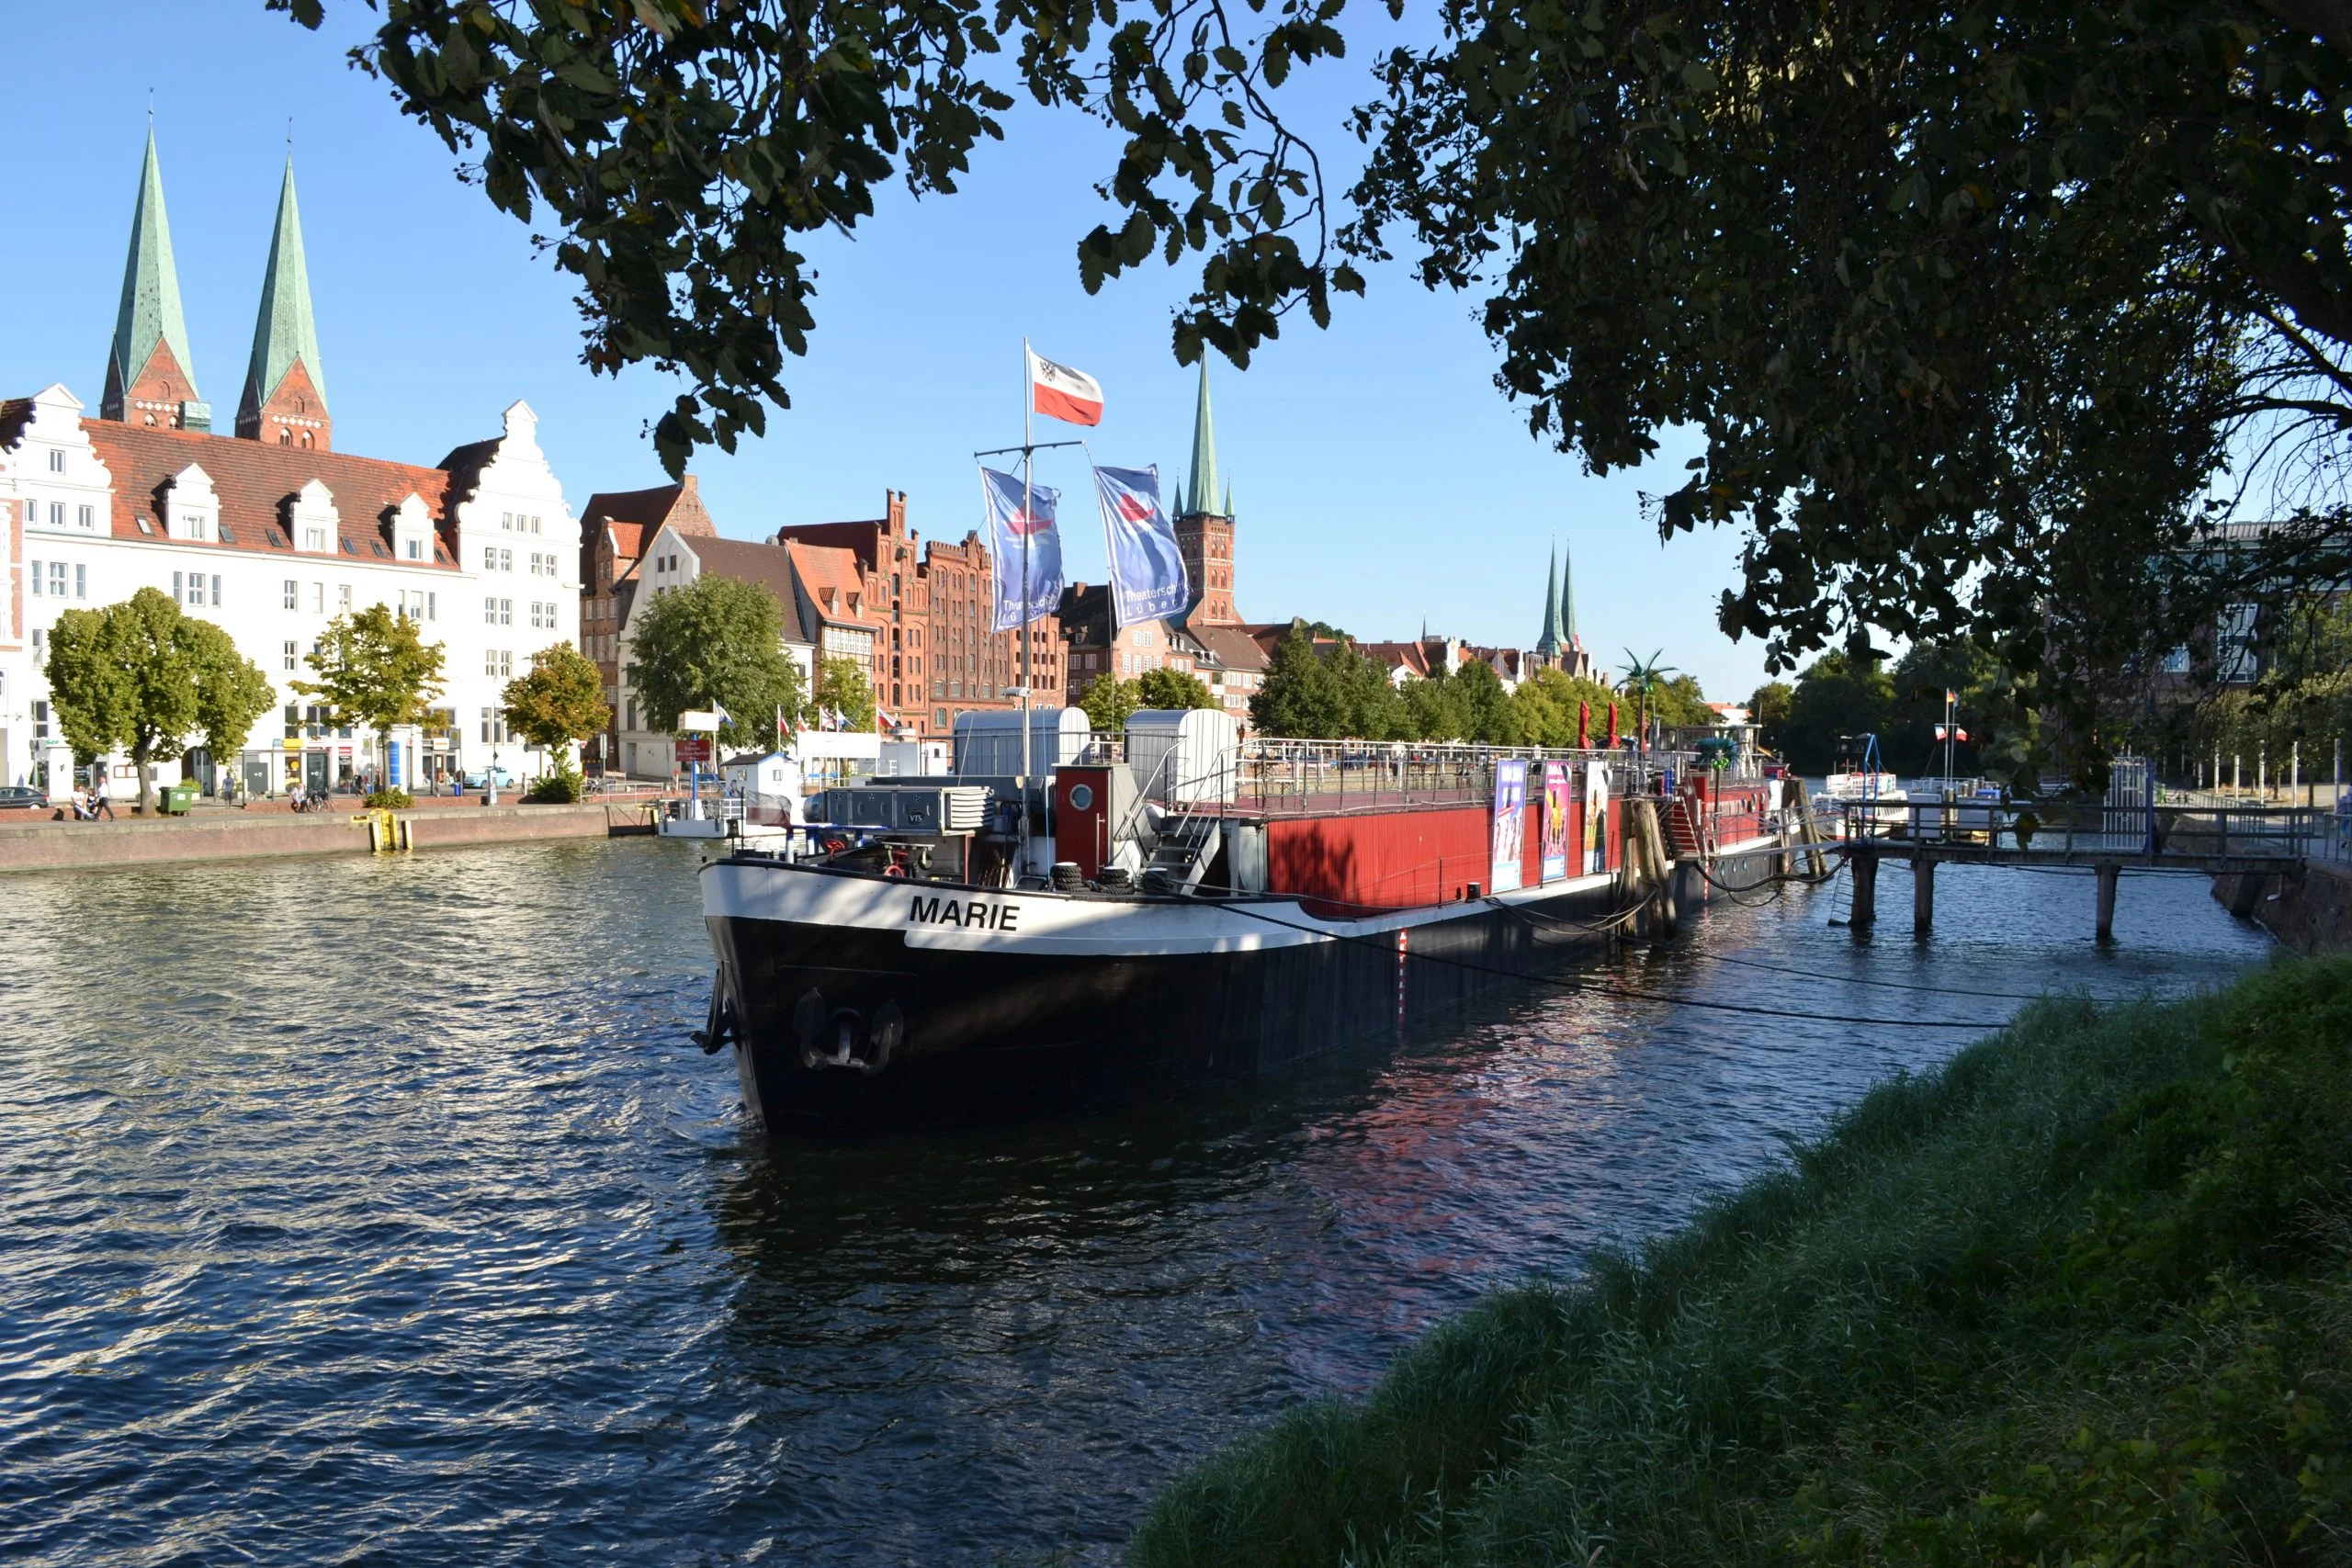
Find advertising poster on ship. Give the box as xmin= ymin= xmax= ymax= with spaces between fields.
xmin=1540 ymin=761 xmax=1570 ymax=882
xmin=1490 ymin=759 xmax=1528 ymax=893
xmin=1583 ymin=761 xmax=1611 ymax=874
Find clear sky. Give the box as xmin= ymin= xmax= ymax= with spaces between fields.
xmin=0 ymin=2 xmax=1774 ymax=702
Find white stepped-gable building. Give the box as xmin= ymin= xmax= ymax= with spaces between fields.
xmin=0 ymin=388 xmax=582 ymax=795
xmin=0 ymin=134 xmax=582 ymax=795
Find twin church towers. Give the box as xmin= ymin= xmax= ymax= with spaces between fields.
xmin=100 ymin=130 xmax=330 ymax=452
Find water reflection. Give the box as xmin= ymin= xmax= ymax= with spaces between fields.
xmin=0 ymin=843 xmax=2273 ymax=1563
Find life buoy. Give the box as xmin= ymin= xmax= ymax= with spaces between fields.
xmin=822 ymin=836 xmax=848 ymax=855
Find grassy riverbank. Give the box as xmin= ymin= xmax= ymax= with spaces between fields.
xmin=1131 ymin=960 xmax=2352 ymax=1565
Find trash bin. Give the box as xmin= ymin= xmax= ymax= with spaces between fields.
xmin=161 ymin=783 xmax=199 ymax=816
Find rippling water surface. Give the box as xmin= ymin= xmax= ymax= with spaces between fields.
xmin=0 ymin=841 xmax=2275 ymax=1563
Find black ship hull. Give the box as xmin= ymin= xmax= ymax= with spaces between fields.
xmin=700 ymin=855 xmax=1647 ymax=1133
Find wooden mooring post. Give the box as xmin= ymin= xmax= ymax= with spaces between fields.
xmin=1912 ymin=854 xmax=1934 ymax=932
xmin=2096 ymin=862 xmax=2120 ymax=941
xmin=1849 ymin=848 xmax=1878 ymax=931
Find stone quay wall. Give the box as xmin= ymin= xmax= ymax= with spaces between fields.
xmin=0 ymin=801 xmax=653 ymax=874
xmin=2212 ymin=856 xmax=2352 ymax=955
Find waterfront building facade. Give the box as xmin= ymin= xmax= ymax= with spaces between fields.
xmin=0 ymin=136 xmax=581 ymax=793
xmin=776 ymin=490 xmax=1068 ymax=739
xmin=580 ymin=477 xmax=717 ymax=771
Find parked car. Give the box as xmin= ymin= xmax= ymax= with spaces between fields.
xmin=461 ymin=767 xmax=517 ymax=790
xmin=0 ymin=785 xmax=46 ymax=811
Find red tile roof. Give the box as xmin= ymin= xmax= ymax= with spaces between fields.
xmin=82 ymin=420 xmax=459 ymax=569
xmin=783 ymin=540 xmax=880 ymax=626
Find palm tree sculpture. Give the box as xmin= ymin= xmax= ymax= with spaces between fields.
xmin=1619 ymin=649 xmax=1678 ymax=755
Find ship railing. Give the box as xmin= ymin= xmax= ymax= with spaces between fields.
xmin=1228 ymin=739 xmax=1693 ymax=817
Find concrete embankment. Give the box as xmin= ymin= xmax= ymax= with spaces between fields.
xmin=2212 ymin=856 xmax=2352 ymax=954
xmin=0 ymin=800 xmax=655 ymax=874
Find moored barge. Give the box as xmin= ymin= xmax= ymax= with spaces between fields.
xmin=697 ymin=715 xmax=1788 ymax=1132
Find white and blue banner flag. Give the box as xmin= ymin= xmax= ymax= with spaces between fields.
xmin=1091 ymin=464 xmax=1191 ymax=628
xmin=980 ymin=467 xmax=1063 ymax=633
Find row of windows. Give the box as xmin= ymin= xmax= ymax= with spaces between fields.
xmin=283 ymin=704 xmax=356 ymax=741
xmin=484 ymin=649 xmax=515 ymax=680
xmin=481 ymin=597 xmax=565 ymax=629
xmin=27 ymin=559 xmax=86 ymax=599
xmin=500 ymin=512 xmax=546 ymax=535
xmin=481 ymin=708 xmax=511 ymax=742
xmin=22 ymin=499 xmax=99 ymax=530
xmin=173 ymin=571 xmax=221 ymax=608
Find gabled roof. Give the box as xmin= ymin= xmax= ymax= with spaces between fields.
xmin=782 ymin=539 xmax=881 ymax=626
xmin=1191 ymin=623 xmax=1270 ymax=673
xmin=80 ymin=420 xmax=458 ymax=568
xmin=582 ymin=477 xmax=715 ymax=581
xmin=690 ymin=535 xmax=801 ymax=615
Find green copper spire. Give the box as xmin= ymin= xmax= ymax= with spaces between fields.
xmin=239 ymin=157 xmax=327 ymax=431
xmin=1560 ymin=541 xmax=1579 ymax=647
xmin=104 ymin=128 xmax=199 ymax=419
xmin=1184 ymin=358 xmax=1219 ymax=519
xmin=1536 ymin=543 xmax=1564 ymax=657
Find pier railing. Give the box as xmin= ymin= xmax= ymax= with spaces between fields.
xmin=1833 ymin=797 xmax=2321 ymax=865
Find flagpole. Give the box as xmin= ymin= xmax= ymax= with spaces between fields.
xmin=1020 ymin=339 xmax=1035 ymax=863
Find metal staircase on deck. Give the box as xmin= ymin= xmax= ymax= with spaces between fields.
xmin=1141 ymin=809 xmax=1224 ymax=895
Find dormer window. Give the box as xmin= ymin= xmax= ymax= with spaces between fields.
xmin=163 ymin=465 xmax=219 ymax=543
xmin=305 ymin=527 xmax=328 ymax=551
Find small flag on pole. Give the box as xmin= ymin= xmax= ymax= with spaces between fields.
xmin=1027 ymin=347 xmax=1103 ymax=426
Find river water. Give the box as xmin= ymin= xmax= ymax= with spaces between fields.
xmin=0 ymin=840 xmax=2273 ymax=1564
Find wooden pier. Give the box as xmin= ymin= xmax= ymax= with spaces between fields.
xmin=1829 ymin=800 xmax=2324 ymax=939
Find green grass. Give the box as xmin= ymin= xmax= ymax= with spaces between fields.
xmin=1129 ymin=959 xmax=2352 ymax=1566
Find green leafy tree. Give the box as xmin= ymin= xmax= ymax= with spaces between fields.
xmin=1079 ymin=674 xmax=1142 ymax=732
xmin=1453 ymin=659 xmax=1521 ymax=744
xmin=1512 ymin=669 xmax=1620 ymax=748
xmin=1748 ymin=682 xmax=1795 ymax=756
xmin=1651 ymin=672 xmax=1715 ymax=728
xmin=284 ymin=1 xmax=2352 ymax=779
xmin=1136 ymin=666 xmax=1217 ymax=711
xmin=815 ymin=656 xmax=877 ymax=734
xmin=1887 ymin=639 xmax=2003 ymax=778
xmin=1402 ymin=671 xmax=1470 ymax=742
xmin=299 ymin=603 xmax=448 ymax=736
xmin=626 ymin=575 xmax=808 ymax=752
xmin=1250 ymin=622 xmax=1347 ymax=739
xmin=502 ymin=642 xmax=612 ymax=762
xmin=1338 ymin=649 xmax=1408 ymax=740
xmin=43 ymin=588 xmax=275 ymax=812
xmin=1780 ymin=653 xmax=1898 ymax=776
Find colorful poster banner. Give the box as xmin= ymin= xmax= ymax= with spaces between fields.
xmin=1490 ymin=758 xmax=1528 ymax=894
xmin=1583 ymin=761 xmax=1611 ymax=875
xmin=1540 ymin=760 xmax=1570 ymax=883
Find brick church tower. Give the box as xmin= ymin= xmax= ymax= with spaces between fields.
xmin=100 ymin=129 xmax=209 ymax=432
xmin=235 ymin=159 xmax=331 ymax=450
xmin=1170 ymin=360 xmax=1238 ymax=626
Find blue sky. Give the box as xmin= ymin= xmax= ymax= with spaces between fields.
xmin=0 ymin=2 xmax=1772 ymax=702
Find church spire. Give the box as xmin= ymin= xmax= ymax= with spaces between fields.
xmin=1560 ymin=540 xmax=1579 ymax=647
xmin=1535 ymin=542 xmax=1564 ymax=658
xmin=103 ymin=128 xmax=205 ymax=429
xmin=237 ymin=157 xmax=331 ymax=448
xmin=1183 ymin=357 xmax=1219 ymax=519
